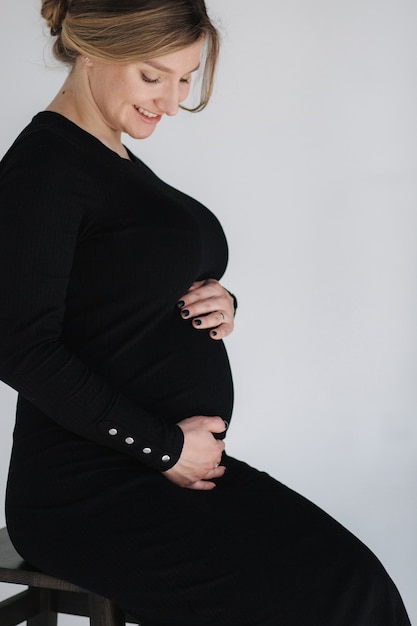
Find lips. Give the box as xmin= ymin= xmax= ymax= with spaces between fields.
xmin=133 ymin=105 xmax=161 ymax=123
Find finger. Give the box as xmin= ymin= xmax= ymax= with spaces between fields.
xmin=178 ymin=287 xmax=235 ymax=322
xmin=208 ymin=323 xmax=234 ymax=340
xmin=187 ymin=280 xmax=205 ymax=292
xmin=177 ymin=280 xmax=224 ymax=309
xmin=191 ymin=309 xmax=226 ymax=327
xmin=186 ymin=287 xmax=228 ymax=308
xmin=205 ymin=416 xmax=228 ymax=436
xmin=187 ymin=480 xmax=217 ymax=491
xmin=188 ymin=466 xmax=226 ymax=490
xmin=205 ymin=465 xmax=226 ymax=479
xmin=192 ymin=311 xmax=235 ymax=330
xmin=176 ymin=280 xmax=206 ymax=306
xmin=179 ymin=296 xmax=224 ymax=319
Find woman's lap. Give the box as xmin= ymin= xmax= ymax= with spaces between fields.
xmin=6 ymin=451 xmax=411 ymax=626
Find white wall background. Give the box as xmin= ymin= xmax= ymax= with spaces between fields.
xmin=1 ymin=0 xmax=416 ymax=623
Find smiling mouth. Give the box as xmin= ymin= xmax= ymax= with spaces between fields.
xmin=134 ymin=105 xmax=160 ymax=120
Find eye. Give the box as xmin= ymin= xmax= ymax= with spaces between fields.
xmin=141 ymin=72 xmax=160 ymax=85
xmin=180 ymin=75 xmax=192 ymax=85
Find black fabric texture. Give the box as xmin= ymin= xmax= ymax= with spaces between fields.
xmin=0 ymin=112 xmax=411 ymax=625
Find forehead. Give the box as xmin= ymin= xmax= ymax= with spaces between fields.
xmin=140 ymin=40 xmax=203 ymax=73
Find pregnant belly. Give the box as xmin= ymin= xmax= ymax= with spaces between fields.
xmin=123 ymin=330 xmax=234 ymax=426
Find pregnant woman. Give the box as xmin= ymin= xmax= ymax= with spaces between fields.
xmin=0 ymin=1 xmax=411 ymax=624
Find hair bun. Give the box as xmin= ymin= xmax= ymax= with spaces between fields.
xmin=41 ymin=0 xmax=71 ymax=36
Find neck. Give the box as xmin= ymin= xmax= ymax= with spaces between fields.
xmin=45 ymin=61 xmax=131 ymax=160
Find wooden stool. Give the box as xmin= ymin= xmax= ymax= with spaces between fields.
xmin=0 ymin=526 xmax=140 ymax=626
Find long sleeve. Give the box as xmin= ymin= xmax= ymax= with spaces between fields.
xmin=0 ymin=129 xmax=184 ymax=471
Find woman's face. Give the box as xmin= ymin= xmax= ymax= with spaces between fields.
xmin=84 ymin=39 xmax=203 ymax=139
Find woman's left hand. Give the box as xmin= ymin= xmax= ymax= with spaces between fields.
xmin=177 ymin=279 xmax=235 ymax=340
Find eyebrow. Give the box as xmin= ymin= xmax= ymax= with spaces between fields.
xmin=143 ymin=60 xmax=201 ymax=74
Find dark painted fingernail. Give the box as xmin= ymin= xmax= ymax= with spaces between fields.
xmin=177 ymin=300 xmax=185 ymax=308
xmin=181 ymin=309 xmax=190 ymax=317
xmin=211 ymin=330 xmax=217 ymax=336
xmin=194 ymin=319 xmax=202 ymax=326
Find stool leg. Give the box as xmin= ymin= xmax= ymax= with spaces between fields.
xmin=27 ymin=589 xmax=58 ymax=626
xmin=88 ymin=593 xmax=125 ymax=626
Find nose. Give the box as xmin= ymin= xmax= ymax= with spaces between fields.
xmin=155 ymin=86 xmax=181 ymax=117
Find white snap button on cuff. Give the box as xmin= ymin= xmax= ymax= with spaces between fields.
xmin=125 ymin=437 xmax=135 ymax=445
xmin=142 ymin=447 xmax=152 ymax=454
xmin=161 ymin=455 xmax=171 ymax=463
xmin=108 ymin=428 xmax=118 ymax=436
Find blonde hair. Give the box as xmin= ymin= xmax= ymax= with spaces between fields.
xmin=41 ymin=0 xmax=220 ymax=111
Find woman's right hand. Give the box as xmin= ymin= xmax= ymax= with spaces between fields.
xmin=162 ymin=416 xmax=226 ymax=490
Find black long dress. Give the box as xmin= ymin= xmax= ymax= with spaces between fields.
xmin=0 ymin=112 xmax=411 ymax=626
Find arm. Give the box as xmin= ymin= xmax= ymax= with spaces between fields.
xmin=0 ymin=138 xmax=183 ymax=472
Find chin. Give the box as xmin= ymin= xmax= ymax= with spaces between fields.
xmin=125 ymin=119 xmax=158 ymax=140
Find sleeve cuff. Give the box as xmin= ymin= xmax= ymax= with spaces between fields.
xmin=97 ymin=419 xmax=184 ymax=471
